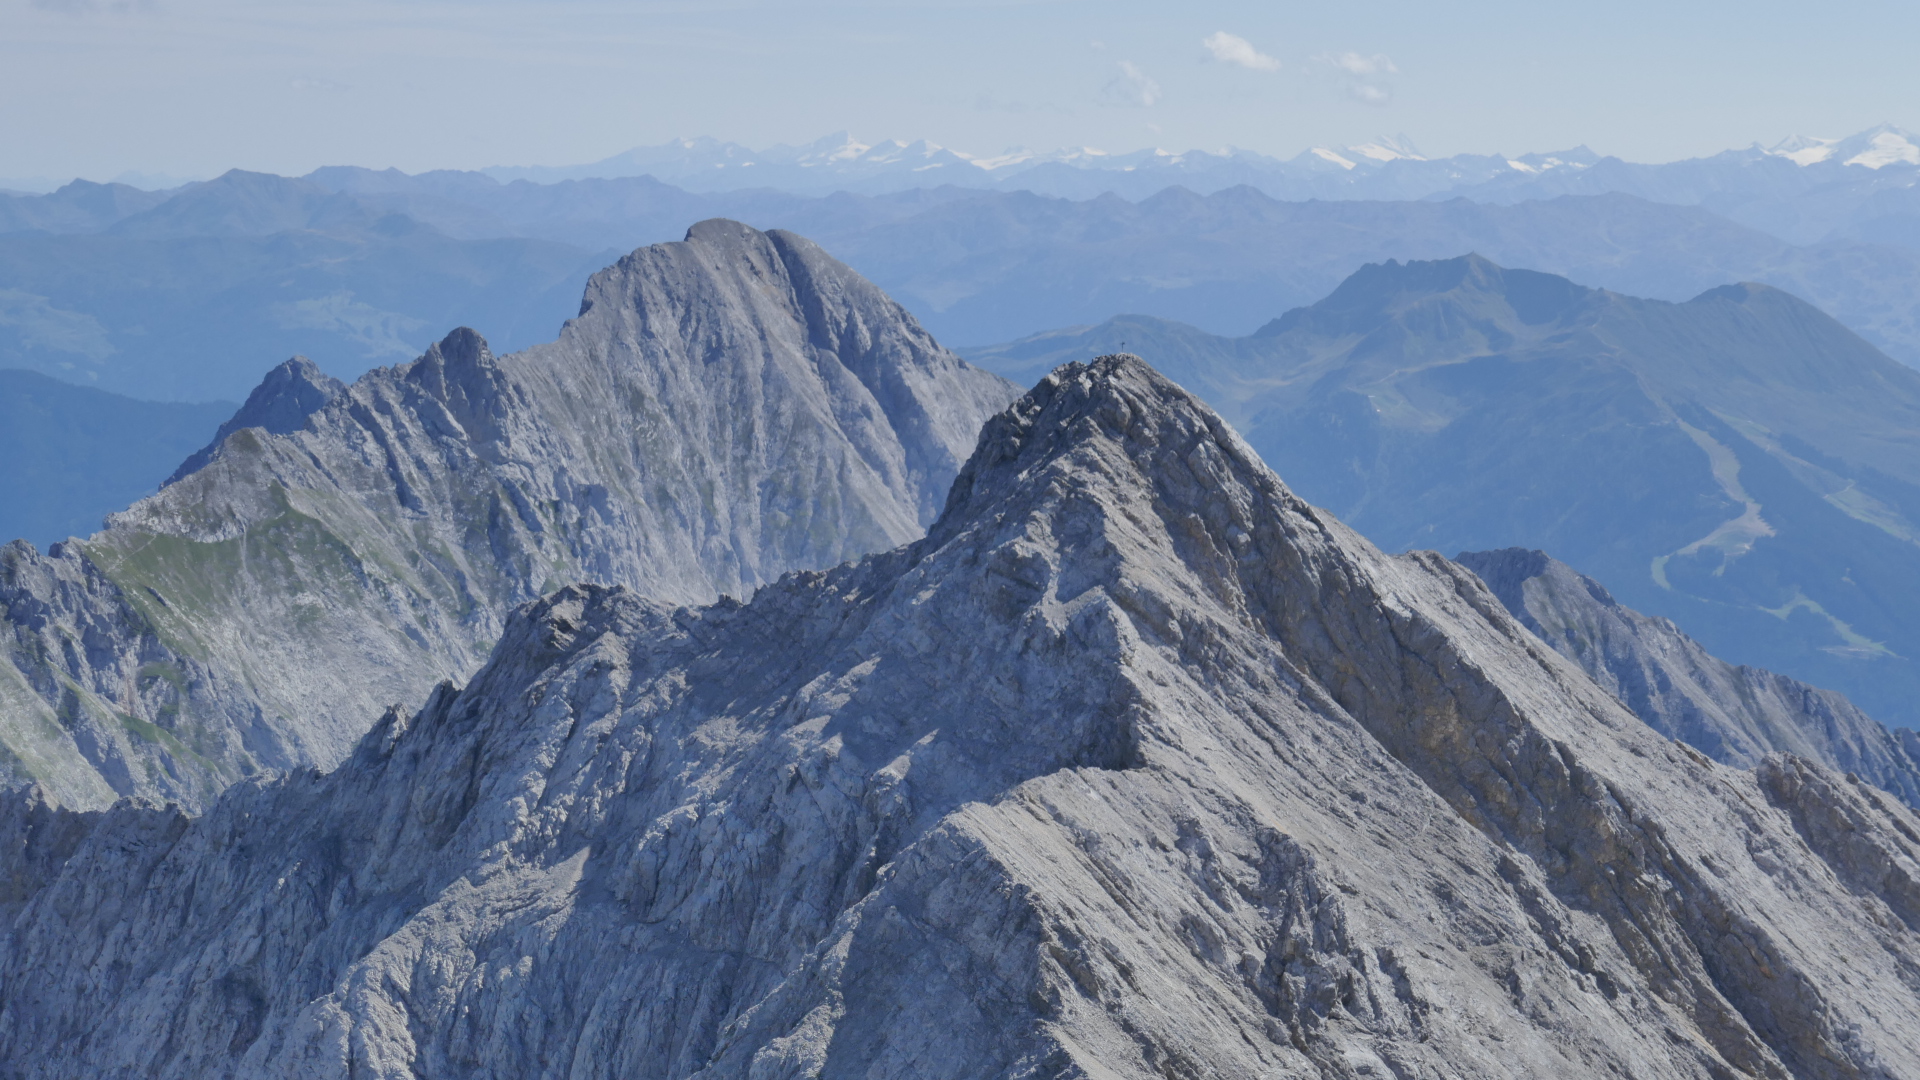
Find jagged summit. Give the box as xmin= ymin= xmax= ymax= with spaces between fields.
xmin=0 ymin=221 xmax=1017 ymax=811
xmin=4 ymin=352 xmax=1916 ymax=1076
xmin=166 ymin=354 xmax=345 ymax=483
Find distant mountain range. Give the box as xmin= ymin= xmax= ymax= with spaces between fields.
xmin=963 ymin=255 xmax=1920 ymax=730
xmin=481 ymin=123 xmax=1920 ymax=250
xmin=480 ymin=125 xmax=1920 ymax=205
xmin=11 ymin=165 xmax=1920 ymax=401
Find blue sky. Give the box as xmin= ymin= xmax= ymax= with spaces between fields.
xmin=4 ymin=0 xmax=1915 ymax=182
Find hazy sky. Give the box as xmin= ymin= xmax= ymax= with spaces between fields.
xmin=5 ymin=0 xmax=1916 ymax=183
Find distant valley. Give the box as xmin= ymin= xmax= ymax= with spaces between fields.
xmin=0 ymin=372 xmax=232 ymax=546
xmin=964 ymin=256 xmax=1920 ymax=729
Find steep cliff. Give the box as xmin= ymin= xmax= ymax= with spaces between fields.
xmin=4 ymin=357 xmax=1914 ymax=1078
xmin=0 ymin=220 xmax=1017 ymax=810
xmin=1457 ymin=546 xmax=1920 ymax=807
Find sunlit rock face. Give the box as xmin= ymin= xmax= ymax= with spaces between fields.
xmin=0 ymin=219 xmax=1017 ymax=810
xmin=3 ymin=356 xmax=1915 ymax=1078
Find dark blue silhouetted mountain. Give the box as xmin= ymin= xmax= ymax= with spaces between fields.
xmin=0 ymin=370 xmax=232 ymax=546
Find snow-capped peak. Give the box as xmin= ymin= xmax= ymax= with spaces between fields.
xmin=1765 ymin=125 xmax=1920 ymax=168
xmin=1764 ymin=133 xmax=1838 ymax=166
xmin=1503 ymin=149 xmax=1596 ymax=175
xmin=1841 ymin=125 xmax=1920 ymax=169
xmin=1348 ymin=134 xmax=1426 ymax=163
xmin=1299 ymin=135 xmax=1423 ymax=170
xmin=970 ymin=146 xmax=1114 ymax=171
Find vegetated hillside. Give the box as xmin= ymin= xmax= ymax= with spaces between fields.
xmin=9 ymin=171 xmax=1920 ymax=400
xmin=4 ymin=357 xmax=1916 ymax=1077
xmin=0 ymin=221 xmax=1016 ymax=811
xmin=965 ymin=256 xmax=1920 ymax=729
xmin=0 ymin=370 xmax=232 ymax=547
xmin=1458 ymin=547 xmax=1920 ymax=806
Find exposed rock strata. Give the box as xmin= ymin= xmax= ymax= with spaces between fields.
xmin=3 ymin=357 xmax=1915 ymax=1078
xmin=1459 ymin=546 xmax=1920 ymax=807
xmin=0 ymin=220 xmax=1017 ymax=810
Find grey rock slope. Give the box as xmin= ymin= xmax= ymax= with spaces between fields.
xmin=4 ymin=356 xmax=1917 ymax=1078
xmin=969 ymin=255 xmax=1920 ymax=731
xmin=0 ymin=220 xmax=1016 ymax=811
xmin=1458 ymin=547 xmax=1920 ymax=807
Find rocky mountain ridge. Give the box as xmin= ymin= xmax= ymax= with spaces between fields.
xmin=1459 ymin=547 xmax=1920 ymax=807
xmin=0 ymin=220 xmax=1015 ymax=811
xmin=2 ymin=356 xmax=1915 ymax=1077
xmin=968 ymin=255 xmax=1920 ymax=730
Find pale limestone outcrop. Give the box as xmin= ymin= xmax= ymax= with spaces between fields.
xmin=0 ymin=221 xmax=1016 ymax=809
xmin=3 ymin=357 xmax=1914 ymax=1077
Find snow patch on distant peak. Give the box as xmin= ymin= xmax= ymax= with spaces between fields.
xmin=1845 ymin=130 xmax=1920 ymax=169
xmin=1506 ymin=154 xmax=1586 ymax=175
xmin=1310 ymin=147 xmax=1358 ymax=170
xmin=1765 ymin=126 xmax=1920 ymax=168
xmin=1765 ymin=134 xmax=1839 ymax=166
xmin=971 ymin=146 xmax=1114 ymax=171
xmin=1350 ymin=134 xmax=1425 ymax=163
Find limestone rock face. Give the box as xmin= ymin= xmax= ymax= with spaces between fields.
xmin=163 ymin=356 xmax=346 ymax=484
xmin=0 ymin=220 xmax=1017 ymax=810
xmin=3 ymin=357 xmax=1915 ymax=1078
xmin=1458 ymin=546 xmax=1920 ymax=807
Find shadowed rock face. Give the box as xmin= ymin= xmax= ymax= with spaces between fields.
xmin=0 ymin=220 xmax=1018 ymax=810
xmin=1458 ymin=546 xmax=1920 ymax=808
xmin=3 ymin=356 xmax=1916 ymax=1078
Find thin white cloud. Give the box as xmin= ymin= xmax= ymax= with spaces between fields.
xmin=1099 ymin=61 xmax=1161 ymax=108
xmin=1202 ymin=31 xmax=1279 ymax=72
xmin=1325 ymin=51 xmax=1398 ymax=76
xmin=1316 ymin=51 xmax=1397 ymax=106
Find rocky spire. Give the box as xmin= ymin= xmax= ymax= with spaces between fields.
xmin=164 ymin=354 xmax=345 ymax=483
